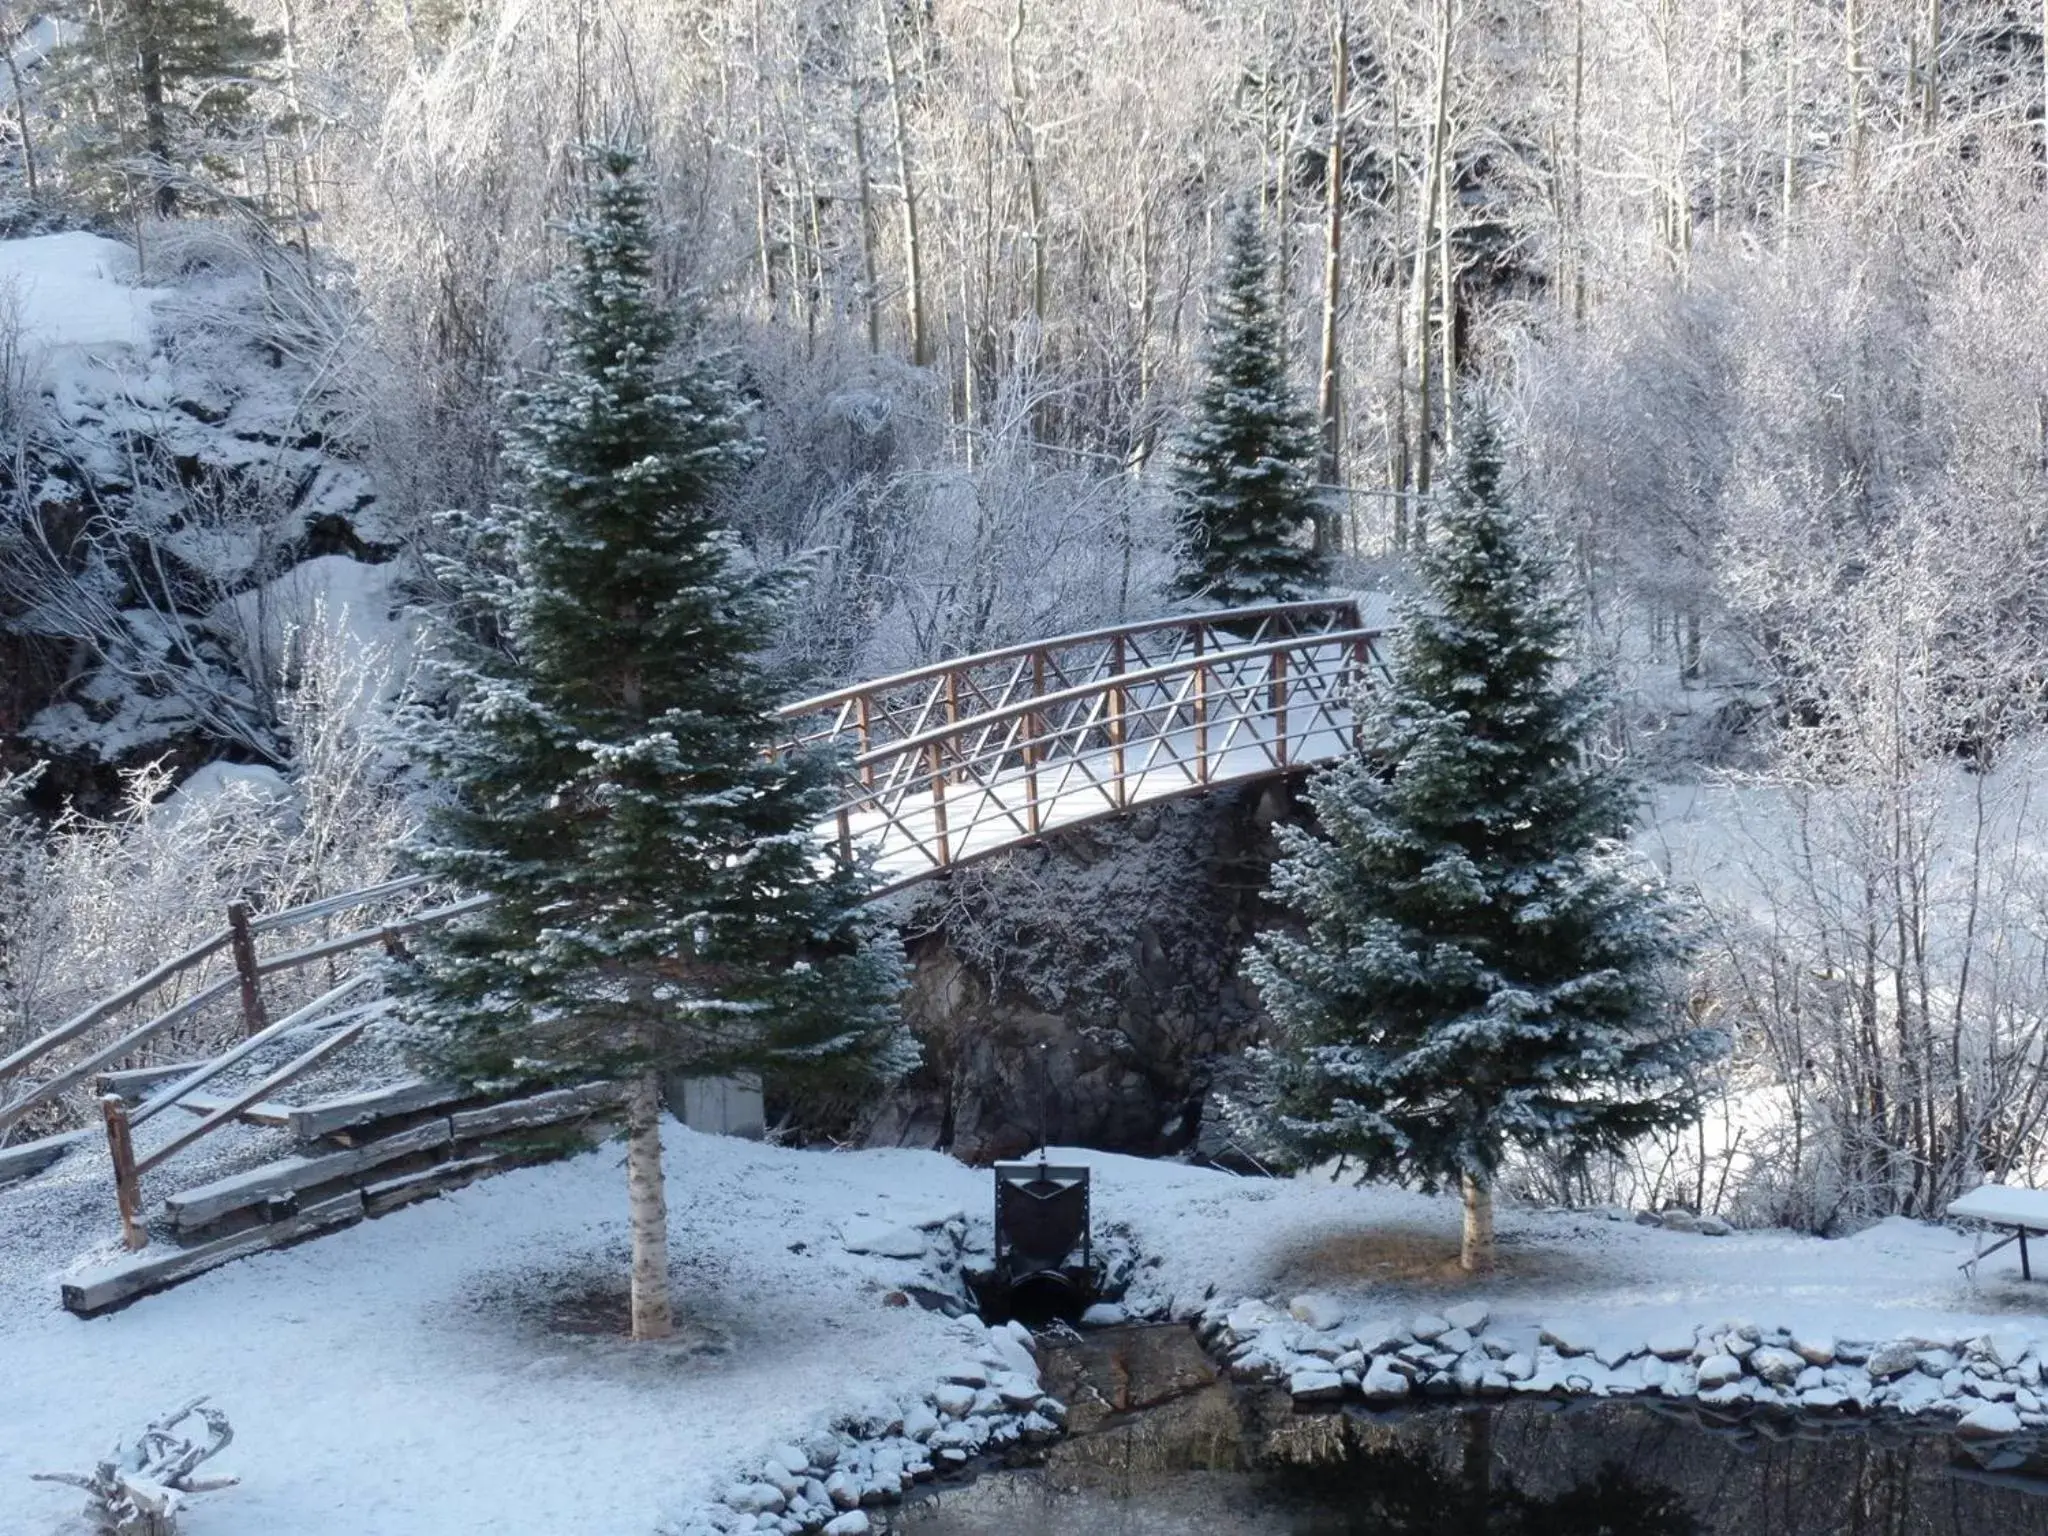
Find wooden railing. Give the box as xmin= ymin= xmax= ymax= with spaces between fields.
xmin=774 ymin=599 xmax=1385 ymax=892
xmin=0 ymin=876 xmax=478 ymax=1148
xmin=2 ymin=600 xmax=1386 ymax=1239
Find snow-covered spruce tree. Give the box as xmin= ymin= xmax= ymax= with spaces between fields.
xmin=1167 ymin=200 xmax=1327 ymax=607
xmin=45 ymin=0 xmax=282 ymax=216
xmin=1240 ymin=407 xmax=1713 ymax=1272
xmin=393 ymin=147 xmax=913 ymax=1341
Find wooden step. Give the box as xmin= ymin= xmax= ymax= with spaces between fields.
xmin=63 ymin=1191 xmax=368 ymax=1316
xmin=287 ymin=1077 xmax=469 ymax=1144
xmin=94 ymin=1062 xmax=212 ymax=1101
xmin=164 ymin=1120 xmax=453 ymax=1235
xmin=169 ymin=1093 xmax=296 ymax=1128
xmin=0 ymin=1127 xmax=93 ymax=1186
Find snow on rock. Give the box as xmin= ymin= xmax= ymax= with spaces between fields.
xmin=837 ymin=1216 xmax=929 ymax=1260
xmin=1289 ymin=1292 xmax=1347 ymax=1331
xmin=0 ymin=233 xmax=167 ymax=356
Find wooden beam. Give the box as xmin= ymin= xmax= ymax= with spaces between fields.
xmin=63 ymin=1191 xmax=367 ymax=1316
xmin=165 ymin=1119 xmax=451 ymax=1233
xmin=287 ymin=1078 xmax=469 ymax=1144
xmin=449 ymin=1081 xmax=628 ymax=1139
xmin=0 ymin=1128 xmax=91 ymax=1185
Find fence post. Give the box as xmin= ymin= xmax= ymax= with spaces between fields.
xmin=1109 ymin=634 xmax=1128 ymax=807
xmin=855 ymin=694 xmax=875 ymax=789
xmin=227 ymin=901 xmax=268 ymax=1038
xmin=1273 ymin=649 xmax=1290 ymax=768
xmin=1193 ymin=630 xmax=1209 ymax=783
xmin=102 ymin=1094 xmax=147 ymax=1251
xmin=927 ymin=739 xmax=952 ymax=868
xmin=1023 ymin=704 xmax=1042 ymax=835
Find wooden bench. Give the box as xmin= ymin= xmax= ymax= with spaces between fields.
xmin=1949 ymin=1185 xmax=2048 ymax=1280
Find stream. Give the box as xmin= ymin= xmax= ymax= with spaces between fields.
xmin=893 ymin=1325 xmax=2048 ymax=1535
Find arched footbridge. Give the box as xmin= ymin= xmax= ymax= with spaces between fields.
xmin=778 ymin=598 xmax=1385 ymax=893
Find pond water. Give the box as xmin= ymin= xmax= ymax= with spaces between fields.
xmin=895 ymin=1327 xmax=2048 ymax=1536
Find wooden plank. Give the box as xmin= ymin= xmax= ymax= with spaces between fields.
xmin=361 ymin=1154 xmax=505 ymax=1217
xmin=450 ymin=1081 xmax=628 ymax=1139
xmin=165 ymin=1119 xmax=451 ymax=1233
xmin=62 ymin=1192 xmax=367 ymax=1316
xmin=94 ymin=1062 xmax=212 ymax=1101
xmin=166 ymin=1094 xmax=297 ymax=1128
xmin=0 ymin=931 xmax=235 ymax=1085
xmin=288 ymin=1078 xmax=470 ymax=1143
xmin=0 ymin=1128 xmax=92 ymax=1185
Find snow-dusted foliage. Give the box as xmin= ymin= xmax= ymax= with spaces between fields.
xmin=1237 ymin=411 xmax=1715 ymax=1265
xmin=392 ymin=147 xmax=912 ymax=1125
xmin=0 ymin=626 xmax=414 ymax=1137
xmin=1167 ymin=201 xmax=1326 ymax=607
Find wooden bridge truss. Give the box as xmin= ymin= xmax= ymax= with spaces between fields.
xmin=776 ymin=598 xmax=1386 ymax=893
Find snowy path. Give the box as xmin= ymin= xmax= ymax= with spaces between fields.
xmin=5 ymin=1133 xmax=2040 ymax=1535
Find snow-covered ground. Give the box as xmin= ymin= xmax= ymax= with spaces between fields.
xmin=0 ymin=232 xmax=166 ymax=356
xmin=3 ymin=1129 xmax=2039 ymax=1535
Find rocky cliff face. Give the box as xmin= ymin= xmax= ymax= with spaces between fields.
xmin=862 ymin=783 xmax=1304 ymax=1163
xmin=0 ymin=227 xmax=398 ymax=812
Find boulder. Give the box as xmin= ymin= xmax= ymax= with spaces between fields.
xmin=1290 ymin=1293 xmax=1347 ymax=1332
xmin=1540 ymin=1322 xmax=1596 ymax=1357
xmin=823 ymin=1514 xmax=873 ymax=1536
xmin=726 ymin=1484 xmax=788 ymax=1516
xmin=1957 ymin=1402 xmax=2023 ymax=1439
xmin=1443 ymin=1301 xmax=1491 ymax=1334
xmin=1749 ymin=1347 xmax=1803 ymax=1387
xmin=1694 ymin=1216 xmax=1732 ymax=1237
xmin=1697 ymin=1353 xmax=1745 ymax=1391
xmin=1866 ymin=1341 xmax=1921 ymax=1380
xmin=1289 ymin=1368 xmax=1347 ymax=1403
xmin=1791 ymin=1333 xmax=1835 ymax=1367
xmin=1647 ymin=1326 xmax=1699 ymax=1360
xmin=1410 ymin=1312 xmax=1452 ymax=1342
xmin=1361 ymin=1359 xmax=1411 ymax=1402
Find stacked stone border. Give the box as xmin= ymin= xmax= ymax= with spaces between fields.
xmin=665 ymin=1313 xmax=1066 ymax=1536
xmin=1193 ymin=1292 xmax=2048 ymax=1441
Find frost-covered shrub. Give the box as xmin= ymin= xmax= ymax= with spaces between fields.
xmin=0 ymin=628 xmax=417 ymax=1137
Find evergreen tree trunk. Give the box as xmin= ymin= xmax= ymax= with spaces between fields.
xmin=627 ymin=1068 xmax=674 ymax=1341
xmin=131 ymin=0 xmax=177 ymax=216
xmin=1460 ymin=1172 xmax=1494 ymax=1273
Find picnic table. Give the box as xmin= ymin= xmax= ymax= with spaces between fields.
xmin=1948 ymin=1185 xmax=2048 ymax=1280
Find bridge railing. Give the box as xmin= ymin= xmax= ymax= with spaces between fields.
xmin=777 ymin=602 xmax=1386 ymax=891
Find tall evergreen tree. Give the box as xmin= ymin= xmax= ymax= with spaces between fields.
xmin=394 ymin=147 xmax=913 ymax=1340
xmin=1168 ymin=200 xmax=1328 ymax=607
xmin=48 ymin=0 xmax=282 ymax=216
xmin=1240 ymin=408 xmax=1713 ymax=1271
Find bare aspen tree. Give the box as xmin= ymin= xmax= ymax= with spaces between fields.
xmin=1314 ymin=0 xmax=1348 ymax=554
xmin=1003 ymin=0 xmax=1047 ymax=328
xmin=876 ymin=0 xmax=932 ymax=365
